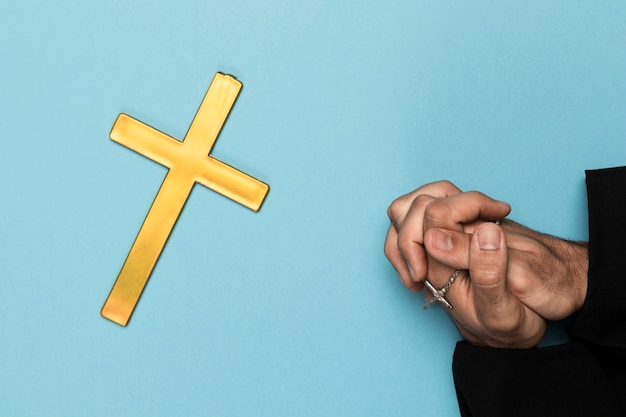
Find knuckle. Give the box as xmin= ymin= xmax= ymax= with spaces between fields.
xmin=435 ymin=180 xmax=459 ymax=194
xmin=396 ymin=228 xmax=414 ymax=253
xmin=384 ymin=239 xmax=400 ymax=261
xmin=506 ymin=262 xmax=535 ymax=295
xmin=424 ymin=199 xmax=452 ymax=226
xmin=472 ymin=263 xmax=505 ymax=287
xmin=387 ymin=198 xmax=402 ymax=221
xmin=410 ymin=194 xmax=435 ymax=211
xmin=387 ymin=194 xmax=418 ymax=223
xmin=383 ymin=243 xmax=393 ymax=260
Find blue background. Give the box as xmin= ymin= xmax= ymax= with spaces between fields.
xmin=1 ymin=1 xmax=625 ymax=416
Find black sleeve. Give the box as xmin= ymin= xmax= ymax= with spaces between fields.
xmin=565 ymin=166 xmax=626 ymax=408
xmin=452 ymin=166 xmax=626 ymax=417
xmin=453 ymin=342 xmax=623 ymax=417
xmin=567 ymin=166 xmax=626 ymax=348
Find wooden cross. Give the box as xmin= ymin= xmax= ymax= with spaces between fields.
xmin=101 ymin=73 xmax=269 ymax=326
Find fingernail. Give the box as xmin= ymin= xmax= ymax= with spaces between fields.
xmin=477 ymin=227 xmax=501 ymax=250
xmin=432 ymin=229 xmax=452 ymax=251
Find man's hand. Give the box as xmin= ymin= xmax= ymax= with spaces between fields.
xmin=425 ymin=220 xmax=588 ymax=321
xmin=425 ymin=222 xmax=546 ymax=348
xmin=384 ymin=180 xmax=463 ymax=292
xmin=384 ymin=181 xmax=589 ymax=347
xmin=385 ymin=181 xmax=509 ymax=291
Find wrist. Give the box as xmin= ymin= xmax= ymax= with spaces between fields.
xmin=551 ymin=237 xmax=589 ymax=314
xmin=568 ymin=241 xmax=589 ymax=312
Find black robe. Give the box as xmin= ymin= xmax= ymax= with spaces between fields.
xmin=452 ymin=166 xmax=626 ymax=417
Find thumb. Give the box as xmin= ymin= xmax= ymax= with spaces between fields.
xmin=469 ymin=223 xmax=517 ymax=330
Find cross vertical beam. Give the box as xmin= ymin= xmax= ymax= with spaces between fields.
xmin=101 ymin=73 xmax=269 ymax=327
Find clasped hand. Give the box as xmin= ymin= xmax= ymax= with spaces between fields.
xmin=384 ymin=181 xmax=588 ymax=348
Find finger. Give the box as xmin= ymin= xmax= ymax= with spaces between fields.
xmin=387 ymin=181 xmax=461 ymax=231
xmin=423 ymin=226 xmax=574 ymax=321
xmin=396 ymin=195 xmax=436 ymax=282
xmin=468 ymin=223 xmax=520 ymax=331
xmin=423 ymin=258 xmax=469 ymax=306
xmin=468 ymin=225 xmax=547 ymax=348
xmin=424 ymin=191 xmax=511 ymax=232
xmin=384 ymin=225 xmax=424 ymax=292
xmin=396 ymin=194 xmax=436 ymax=245
xmin=423 ymin=228 xmax=472 ymax=271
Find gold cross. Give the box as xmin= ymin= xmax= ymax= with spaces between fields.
xmin=101 ymin=73 xmax=269 ymax=327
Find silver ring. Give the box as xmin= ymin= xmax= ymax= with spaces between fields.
xmin=423 ymin=269 xmax=460 ymax=310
